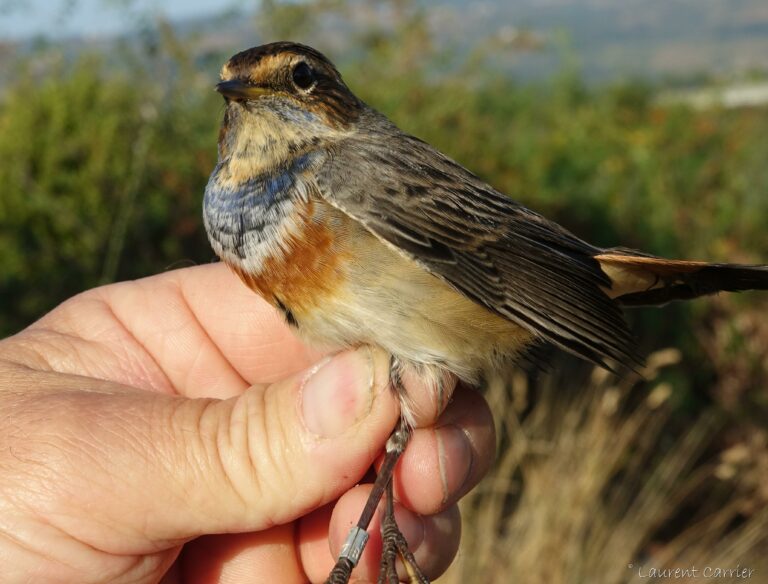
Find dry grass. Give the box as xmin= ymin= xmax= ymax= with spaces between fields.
xmin=440 ymin=350 xmax=768 ymax=583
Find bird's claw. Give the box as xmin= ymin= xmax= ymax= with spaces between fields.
xmin=377 ymin=482 xmax=429 ymax=584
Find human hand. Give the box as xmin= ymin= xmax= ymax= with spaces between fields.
xmin=0 ymin=263 xmax=495 ymax=583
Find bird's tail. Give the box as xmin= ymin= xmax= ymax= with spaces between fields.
xmin=595 ymin=249 xmax=768 ymax=306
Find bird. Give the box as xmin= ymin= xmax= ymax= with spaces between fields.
xmin=203 ymin=41 xmax=768 ymax=583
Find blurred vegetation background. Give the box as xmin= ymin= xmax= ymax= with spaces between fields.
xmin=1 ymin=0 xmax=766 ymax=581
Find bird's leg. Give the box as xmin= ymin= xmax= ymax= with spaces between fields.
xmin=378 ymin=474 xmax=429 ymax=584
xmin=325 ymin=420 xmax=415 ymax=584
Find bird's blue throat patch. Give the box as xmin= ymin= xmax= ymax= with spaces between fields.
xmin=203 ymin=152 xmax=318 ymax=260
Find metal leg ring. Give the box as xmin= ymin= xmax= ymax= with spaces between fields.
xmin=339 ymin=525 xmax=370 ymax=567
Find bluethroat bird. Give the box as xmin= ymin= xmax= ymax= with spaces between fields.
xmin=204 ymin=42 xmax=768 ymax=583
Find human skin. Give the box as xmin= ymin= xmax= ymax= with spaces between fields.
xmin=0 ymin=263 xmax=495 ymax=583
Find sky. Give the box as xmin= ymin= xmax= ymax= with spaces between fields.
xmin=0 ymin=0 xmax=241 ymax=39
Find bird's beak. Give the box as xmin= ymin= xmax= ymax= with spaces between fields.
xmin=216 ymin=80 xmax=271 ymax=100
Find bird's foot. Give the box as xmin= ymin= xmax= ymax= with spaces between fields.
xmin=377 ymin=480 xmax=429 ymax=584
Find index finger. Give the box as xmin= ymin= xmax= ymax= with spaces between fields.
xmin=27 ymin=263 xmax=329 ymax=399
xmin=175 ymin=263 xmax=328 ymax=383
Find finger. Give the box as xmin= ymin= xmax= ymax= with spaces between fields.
xmin=174 ymin=263 xmax=329 ymax=384
xmin=178 ymin=527 xmax=305 ymax=584
xmin=398 ymin=367 xmax=458 ymax=428
xmin=299 ymin=486 xmax=461 ymax=583
xmin=23 ymin=264 xmax=329 ymax=398
xmin=393 ymin=384 xmax=496 ymax=515
xmin=0 ymin=347 xmax=398 ymax=556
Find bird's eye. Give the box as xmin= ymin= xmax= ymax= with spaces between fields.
xmin=292 ymin=62 xmax=316 ymax=91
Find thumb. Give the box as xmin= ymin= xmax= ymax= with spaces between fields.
xmin=194 ymin=346 xmax=400 ymax=533
xmin=4 ymin=347 xmax=399 ymax=555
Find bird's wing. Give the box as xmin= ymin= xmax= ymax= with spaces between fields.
xmin=315 ymin=122 xmax=641 ymax=370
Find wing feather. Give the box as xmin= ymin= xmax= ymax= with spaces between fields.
xmin=316 ymin=115 xmax=641 ymax=370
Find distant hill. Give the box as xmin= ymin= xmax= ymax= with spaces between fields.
xmin=420 ymin=0 xmax=768 ymax=81
xmin=3 ymin=0 xmax=768 ymax=84
xmin=156 ymin=0 xmax=768 ymax=82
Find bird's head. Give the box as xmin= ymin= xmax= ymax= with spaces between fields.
xmin=214 ymin=42 xmax=364 ymax=177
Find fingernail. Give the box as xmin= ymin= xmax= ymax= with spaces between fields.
xmin=301 ymin=348 xmax=376 ymax=438
xmin=436 ymin=424 xmax=473 ymax=503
